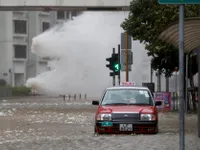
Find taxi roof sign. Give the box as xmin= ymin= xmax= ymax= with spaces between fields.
xmin=120 ymin=82 xmax=135 ymax=86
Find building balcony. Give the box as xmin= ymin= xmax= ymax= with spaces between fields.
xmin=13 ymin=36 xmax=28 ymax=44
xmin=13 ymin=58 xmax=27 ymax=62
xmin=13 ymin=34 xmax=27 ymax=43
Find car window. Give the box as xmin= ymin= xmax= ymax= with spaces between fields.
xmin=101 ymin=89 xmax=153 ymax=106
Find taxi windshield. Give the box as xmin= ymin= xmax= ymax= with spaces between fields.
xmin=101 ymin=89 xmax=153 ymax=106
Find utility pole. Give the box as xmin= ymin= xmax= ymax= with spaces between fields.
xmin=179 ymin=4 xmax=185 ymax=150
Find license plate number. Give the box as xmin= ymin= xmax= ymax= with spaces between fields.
xmin=101 ymin=122 xmax=113 ymax=127
xmin=119 ymin=124 xmax=133 ymax=131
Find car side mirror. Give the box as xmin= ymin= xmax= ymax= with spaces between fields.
xmin=155 ymin=101 xmax=162 ymax=106
xmin=92 ymin=101 xmax=99 ymax=105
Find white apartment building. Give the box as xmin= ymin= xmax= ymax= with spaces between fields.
xmin=0 ymin=11 xmax=80 ymax=86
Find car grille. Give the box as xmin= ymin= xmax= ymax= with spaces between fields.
xmin=98 ymin=124 xmax=157 ymax=133
xmin=112 ymin=112 xmax=140 ymax=122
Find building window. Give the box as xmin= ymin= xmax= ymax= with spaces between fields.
xmin=14 ymin=45 xmax=27 ymax=59
xmin=57 ymin=11 xmax=65 ymax=19
xmin=42 ymin=22 xmax=50 ymax=32
xmin=13 ymin=20 xmax=27 ymax=34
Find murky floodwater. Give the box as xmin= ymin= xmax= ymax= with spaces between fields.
xmin=0 ymin=97 xmax=199 ymax=150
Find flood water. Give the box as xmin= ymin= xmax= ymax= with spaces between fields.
xmin=0 ymin=97 xmax=199 ymax=150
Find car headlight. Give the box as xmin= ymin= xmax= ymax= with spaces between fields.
xmin=96 ymin=114 xmax=112 ymax=121
xmin=140 ymin=114 xmax=156 ymax=121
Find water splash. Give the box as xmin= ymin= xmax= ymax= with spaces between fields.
xmin=26 ymin=11 xmax=150 ymax=97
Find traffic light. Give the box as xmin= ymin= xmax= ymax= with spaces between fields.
xmin=106 ymin=45 xmax=121 ymax=86
xmin=112 ymin=54 xmax=121 ymax=72
xmin=106 ymin=57 xmax=113 ymax=70
xmin=106 ymin=54 xmax=120 ymax=73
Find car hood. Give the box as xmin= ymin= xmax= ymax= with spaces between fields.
xmin=98 ymin=105 xmax=155 ymax=114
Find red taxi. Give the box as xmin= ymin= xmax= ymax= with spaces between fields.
xmin=92 ymin=82 xmax=162 ymax=134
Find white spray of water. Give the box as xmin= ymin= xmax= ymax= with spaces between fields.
xmin=26 ymin=11 xmax=151 ymax=98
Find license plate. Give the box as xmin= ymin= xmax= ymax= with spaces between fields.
xmin=119 ymin=124 xmax=133 ymax=131
xmin=101 ymin=122 xmax=113 ymax=127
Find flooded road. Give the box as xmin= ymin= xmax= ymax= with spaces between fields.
xmin=0 ymin=97 xmax=199 ymax=150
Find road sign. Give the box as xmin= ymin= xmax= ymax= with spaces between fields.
xmin=120 ymin=64 xmax=131 ymax=71
xmin=158 ymin=0 xmax=200 ymax=4
xmin=120 ymin=50 xmax=133 ymax=65
xmin=121 ymin=33 xmax=132 ymax=49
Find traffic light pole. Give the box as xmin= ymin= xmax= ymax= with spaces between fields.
xmin=112 ymin=48 xmax=116 ymax=86
xmin=118 ymin=44 xmax=121 ymax=85
xmin=113 ymin=75 xmax=116 ymax=86
xmin=106 ymin=46 xmax=120 ymax=86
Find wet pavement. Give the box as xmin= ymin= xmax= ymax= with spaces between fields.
xmin=0 ymin=97 xmax=199 ymax=150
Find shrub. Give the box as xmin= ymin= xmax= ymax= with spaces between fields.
xmin=12 ymin=86 xmax=31 ymax=96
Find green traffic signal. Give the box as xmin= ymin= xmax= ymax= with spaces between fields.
xmin=113 ymin=63 xmax=120 ymax=71
xmin=106 ymin=52 xmax=120 ymax=72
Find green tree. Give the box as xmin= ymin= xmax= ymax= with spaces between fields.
xmin=121 ymin=0 xmax=199 ymax=77
xmin=121 ymin=0 xmax=199 ymax=111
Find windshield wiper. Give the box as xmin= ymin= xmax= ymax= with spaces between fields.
xmin=103 ymin=103 xmax=129 ymax=105
xmin=128 ymin=103 xmax=151 ymax=105
xmin=103 ymin=103 xmax=152 ymax=106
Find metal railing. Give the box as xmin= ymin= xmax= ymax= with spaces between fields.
xmin=59 ymin=94 xmax=87 ymax=101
